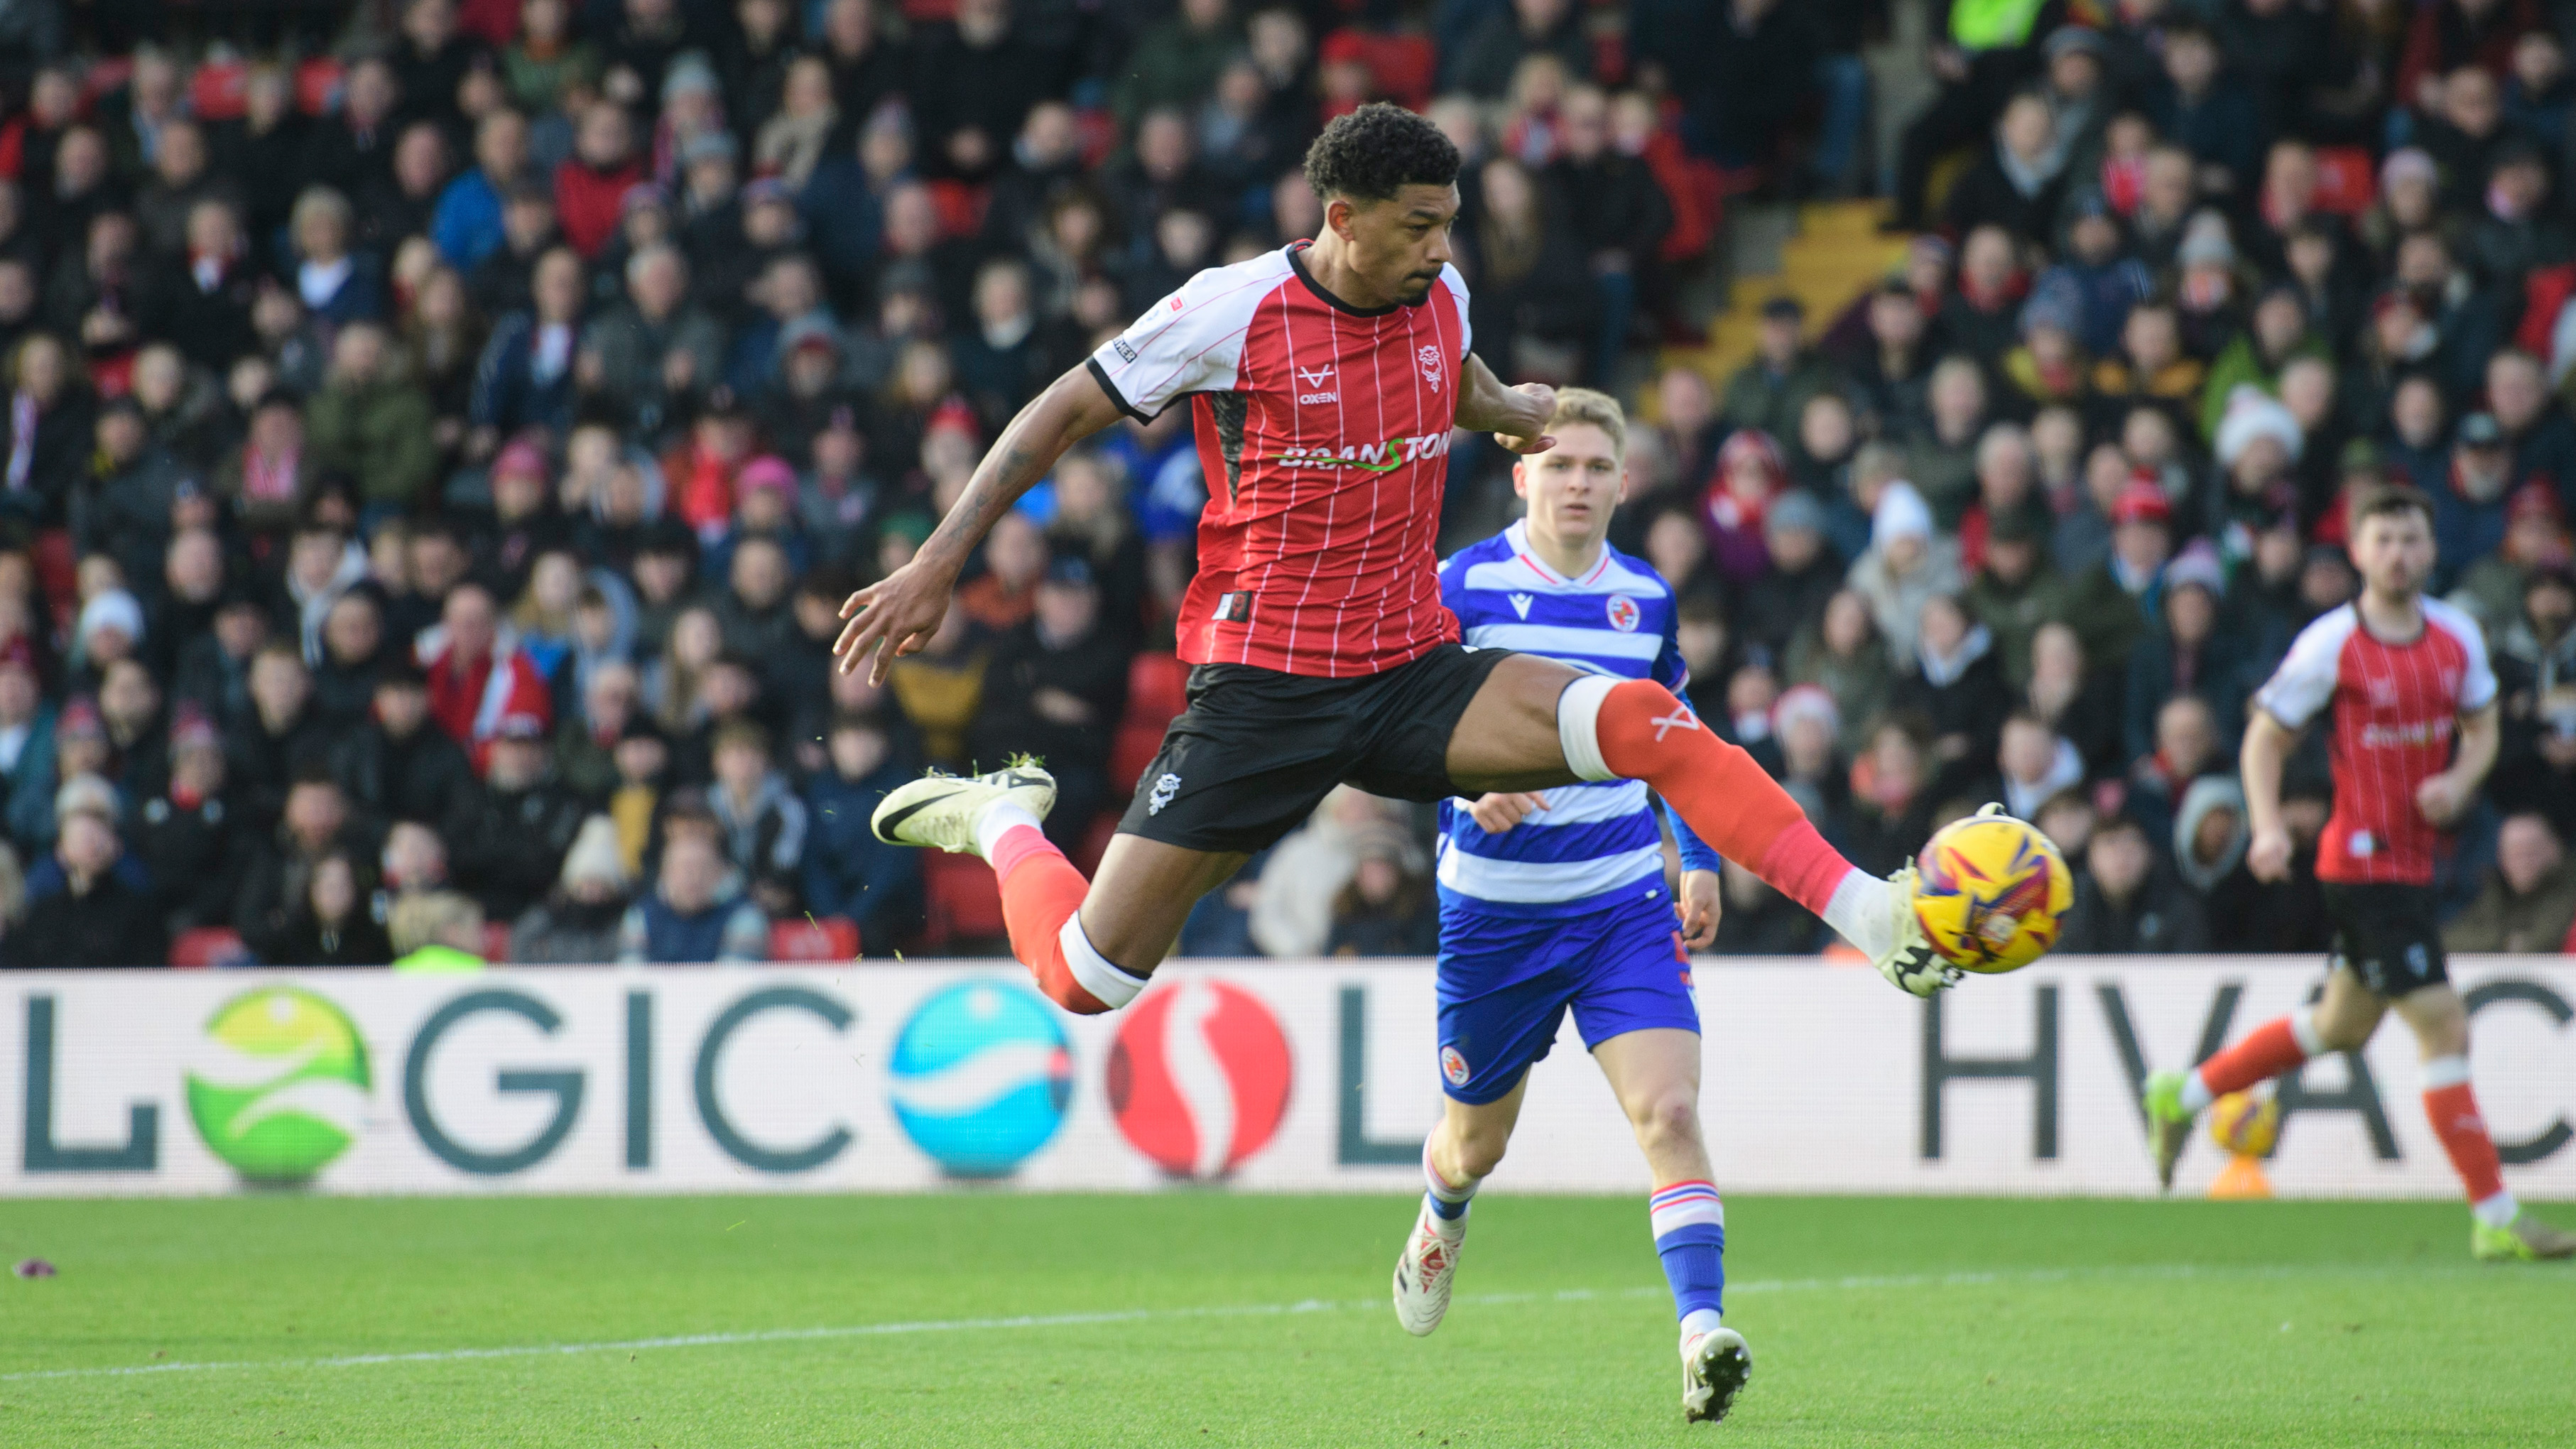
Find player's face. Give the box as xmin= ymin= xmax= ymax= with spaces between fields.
xmin=2349 ymin=509 xmax=2435 ymax=599
xmin=1337 ymin=185 xmax=1459 ymax=305
xmin=1515 ymin=422 xmax=1624 ymax=548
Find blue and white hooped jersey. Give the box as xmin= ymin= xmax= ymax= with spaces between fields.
xmin=1434 ymin=520 xmax=1717 ymax=919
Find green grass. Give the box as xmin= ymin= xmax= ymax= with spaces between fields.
xmin=3 ymin=1194 xmax=2570 ymax=1446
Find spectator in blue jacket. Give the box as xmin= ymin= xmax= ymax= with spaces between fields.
xmin=618 ymin=814 xmax=768 ymax=962
xmin=432 ymin=109 xmax=533 ymax=270
xmin=800 ymin=710 xmax=923 ymax=949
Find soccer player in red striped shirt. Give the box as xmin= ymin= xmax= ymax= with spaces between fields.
xmin=837 ymin=108 xmax=1950 ymax=1028
xmin=2145 ymin=488 xmax=2574 ymax=1259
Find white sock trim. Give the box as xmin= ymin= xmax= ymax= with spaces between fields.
xmin=1058 ymin=916 xmax=1147 ymax=1009
xmin=2474 ymin=1190 xmax=2520 ymax=1229
xmin=1556 ymin=674 xmax=1620 ymax=783
xmin=2290 ymin=1008 xmax=2327 ymax=1059
xmin=974 ymin=801 xmax=1045 ymax=862
xmin=2180 ymin=1071 xmax=2215 ymax=1114
xmin=1680 ymin=1308 xmax=1724 ymax=1337
xmin=1820 ymin=867 xmax=1892 ymax=961
xmin=2423 ymin=1053 xmax=2473 ymax=1090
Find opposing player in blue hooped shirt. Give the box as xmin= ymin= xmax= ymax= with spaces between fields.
xmin=1389 ymin=388 xmax=1749 ymax=1424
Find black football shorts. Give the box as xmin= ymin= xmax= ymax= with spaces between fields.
xmin=2320 ymin=882 xmax=2450 ymax=998
xmin=1116 ymin=643 xmax=1517 ymax=855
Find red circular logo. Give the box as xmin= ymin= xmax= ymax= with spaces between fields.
xmin=1106 ymin=979 xmax=1293 ymax=1179
xmin=1606 ymin=595 xmax=1641 ymax=632
xmin=1440 ymin=1046 xmax=1470 ymax=1087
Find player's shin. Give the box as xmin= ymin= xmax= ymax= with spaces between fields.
xmin=1648 ymin=1181 xmax=1726 ymax=1335
xmin=989 ymin=823 xmax=1141 ymax=1015
xmin=1423 ymin=1139 xmax=1478 ymax=1234
xmin=2422 ymin=1055 xmax=2516 ymax=1225
xmin=1559 ymin=677 xmax=1882 ymax=948
xmin=2185 ymin=1011 xmax=2323 ymax=1110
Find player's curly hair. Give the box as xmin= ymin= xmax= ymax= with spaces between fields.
xmin=1302 ymin=102 xmax=1460 ymax=204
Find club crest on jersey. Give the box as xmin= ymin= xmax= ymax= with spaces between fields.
xmin=1440 ymin=1046 xmax=1470 ymax=1086
xmin=1418 ymin=344 xmax=1444 ymax=391
xmin=1605 ymin=595 xmax=1641 ymax=631
xmin=1508 ymin=593 xmax=1533 ymax=619
xmin=1296 ymin=363 xmax=1338 ymax=404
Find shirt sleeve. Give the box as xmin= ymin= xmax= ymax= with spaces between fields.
xmin=1663 ymin=800 xmax=1723 ymax=875
xmin=2430 ymin=600 xmax=2500 ymax=712
xmin=1086 ymin=264 xmax=1265 ymax=422
xmin=1441 ymin=264 xmax=1473 ymax=361
xmin=1651 ymin=590 xmax=1688 ymax=695
xmin=2252 ymin=608 xmax=2352 ymax=729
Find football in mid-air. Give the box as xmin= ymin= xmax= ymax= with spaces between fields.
xmin=2208 ymin=1090 xmax=2281 ymax=1158
xmin=1911 ymin=806 xmax=2072 ymax=973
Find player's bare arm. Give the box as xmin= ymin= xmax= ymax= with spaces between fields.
xmin=832 ymin=366 xmax=1126 ymax=681
xmin=2240 ymin=709 xmax=2298 ymax=882
xmin=2416 ymin=702 xmax=2498 ymax=826
xmin=1457 ymin=352 xmax=1558 ymax=455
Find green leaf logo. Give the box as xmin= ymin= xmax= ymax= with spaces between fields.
xmin=185 ymin=987 xmax=371 ymax=1183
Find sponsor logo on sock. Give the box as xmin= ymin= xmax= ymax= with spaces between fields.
xmin=1147 ymin=772 xmax=1181 ymax=815
xmin=1650 ymin=706 xmax=1702 ymax=741
xmin=1440 ymin=1045 xmax=1470 ymax=1086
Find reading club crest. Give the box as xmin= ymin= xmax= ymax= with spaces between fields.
xmin=1606 ymin=595 xmax=1641 ymax=632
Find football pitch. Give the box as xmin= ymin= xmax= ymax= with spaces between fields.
xmin=4 ymin=1194 xmax=2570 ymax=1446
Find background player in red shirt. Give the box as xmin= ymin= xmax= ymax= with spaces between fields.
xmin=2145 ymin=489 xmax=2575 ymax=1260
xmin=835 ymin=104 xmax=1952 ymax=1033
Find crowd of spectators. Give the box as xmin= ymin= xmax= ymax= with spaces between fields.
xmin=1 ymin=0 xmax=2574 ymax=966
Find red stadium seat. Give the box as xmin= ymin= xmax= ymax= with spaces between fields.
xmin=921 ymin=850 xmax=1008 ymax=949
xmin=1357 ymin=33 xmax=1438 ymax=110
xmin=482 ymin=921 xmax=513 ymax=963
xmin=191 ymin=60 xmax=250 ymax=121
xmin=82 ymin=58 xmax=134 ymax=107
xmin=297 ymin=58 xmax=345 ymax=116
xmin=170 ymin=928 xmax=251 ymax=969
xmin=771 ymin=916 xmax=860 ymax=962
xmin=928 ymin=179 xmax=989 ymax=240
xmin=1074 ymin=810 xmax=1119 ymax=877
xmin=31 ymin=528 xmax=77 ymax=636
xmin=1110 ymin=651 xmax=1187 ymax=792
xmin=2311 ymin=147 xmax=2376 ymax=216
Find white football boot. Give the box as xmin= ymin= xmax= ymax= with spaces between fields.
xmin=1680 ymin=1325 xmax=1753 ymax=1424
xmin=1871 ymin=862 xmax=1961 ymax=998
xmin=1391 ymin=1201 xmax=1465 ymax=1337
xmin=870 ymin=764 xmax=1057 ymax=854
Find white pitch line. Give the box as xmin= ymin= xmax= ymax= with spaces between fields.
xmin=0 ymin=1260 xmax=2482 ymax=1386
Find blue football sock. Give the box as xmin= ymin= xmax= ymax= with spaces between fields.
xmin=1650 ymin=1180 xmax=1726 ymax=1325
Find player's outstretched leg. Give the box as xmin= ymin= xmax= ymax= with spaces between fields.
xmin=1553 ymin=675 xmax=1949 ymax=994
xmin=2142 ymin=1009 xmax=2324 ymax=1190
xmin=873 ymin=764 xmax=1144 ymax=1013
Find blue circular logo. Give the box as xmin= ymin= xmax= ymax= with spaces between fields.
xmin=888 ymin=981 xmax=1073 ymax=1178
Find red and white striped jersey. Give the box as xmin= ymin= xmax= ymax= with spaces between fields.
xmin=2252 ymin=597 xmax=2497 ymax=884
xmin=1085 ymin=243 xmax=1472 ymax=678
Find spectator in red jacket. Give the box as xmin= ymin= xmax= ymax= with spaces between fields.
xmin=554 ymin=102 xmax=644 ymax=258
xmin=422 ymin=581 xmax=554 ymax=768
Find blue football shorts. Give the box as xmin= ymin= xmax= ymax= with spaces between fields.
xmin=1433 ymin=888 xmax=1700 ymax=1105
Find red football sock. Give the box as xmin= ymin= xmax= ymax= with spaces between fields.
xmin=990 ymin=825 xmax=1109 ymax=1014
xmin=1589 ymin=680 xmax=1853 ymax=915
xmin=2192 ymin=1017 xmax=2309 ymax=1100
xmin=2424 ymin=1080 xmax=2507 ymax=1205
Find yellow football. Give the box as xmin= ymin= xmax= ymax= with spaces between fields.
xmin=1911 ymin=808 xmax=2073 ymax=973
xmin=2208 ymin=1090 xmax=2281 ymax=1158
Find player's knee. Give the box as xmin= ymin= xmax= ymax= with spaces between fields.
xmin=1628 ymin=1091 xmax=1702 ymax=1154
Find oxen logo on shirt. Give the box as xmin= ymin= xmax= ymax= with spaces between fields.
xmin=1296 ymin=364 xmax=1338 ymax=404
xmin=1418 ymin=344 xmax=1444 ymax=391
xmin=1605 ymin=595 xmax=1641 ymax=632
